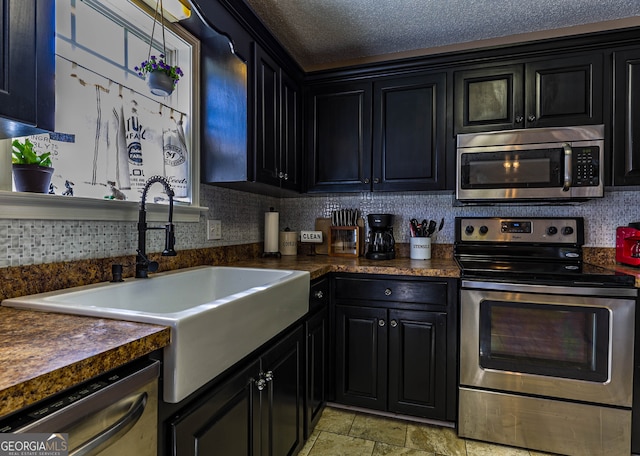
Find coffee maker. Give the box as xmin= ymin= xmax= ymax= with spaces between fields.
xmin=365 ymin=214 xmax=395 ymax=260
xmin=616 ymin=222 xmax=640 ymax=267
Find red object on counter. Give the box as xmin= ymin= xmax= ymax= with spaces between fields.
xmin=616 ymin=226 xmax=640 ymax=267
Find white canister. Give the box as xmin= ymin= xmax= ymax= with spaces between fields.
xmin=410 ymin=237 xmax=431 ymax=260
xmin=279 ymin=231 xmax=298 ymax=256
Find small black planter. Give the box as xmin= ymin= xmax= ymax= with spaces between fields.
xmin=12 ymin=164 xmax=54 ymax=193
xmin=147 ymin=70 xmax=175 ymax=97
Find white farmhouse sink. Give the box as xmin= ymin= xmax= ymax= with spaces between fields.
xmin=2 ymin=266 xmax=310 ymax=403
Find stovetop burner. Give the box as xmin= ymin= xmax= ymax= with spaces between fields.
xmin=454 ymin=216 xmax=635 ymax=287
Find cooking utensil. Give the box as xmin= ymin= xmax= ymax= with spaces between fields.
xmin=426 ymin=220 xmax=437 ymax=237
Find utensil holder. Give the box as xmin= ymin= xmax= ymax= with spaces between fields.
xmin=329 ymin=226 xmax=361 ymax=257
xmin=410 ymin=237 xmax=431 ymax=260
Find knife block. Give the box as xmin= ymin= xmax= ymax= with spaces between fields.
xmin=329 ymin=226 xmax=361 ymax=257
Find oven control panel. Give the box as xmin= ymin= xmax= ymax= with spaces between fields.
xmin=456 ymin=217 xmax=583 ymax=244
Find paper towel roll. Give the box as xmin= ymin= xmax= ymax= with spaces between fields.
xmin=264 ymin=211 xmax=279 ymax=253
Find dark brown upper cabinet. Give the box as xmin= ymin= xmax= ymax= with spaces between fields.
xmin=0 ymin=0 xmax=55 ymax=138
xmin=613 ymin=47 xmax=640 ymax=186
xmin=372 ymin=73 xmax=446 ymax=192
xmin=306 ymin=72 xmax=446 ymax=193
xmin=254 ymin=43 xmax=302 ymax=191
xmin=454 ymin=53 xmax=603 ymax=134
xmin=305 ymin=81 xmax=372 ymax=192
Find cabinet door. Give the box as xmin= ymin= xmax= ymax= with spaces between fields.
xmin=613 ymin=48 xmax=640 ymax=186
xmin=0 ymin=0 xmax=54 ymax=137
xmin=254 ymin=44 xmax=280 ymax=187
xmin=525 ymin=54 xmax=603 ymax=128
xmin=260 ymin=326 xmax=304 ymax=456
xmin=279 ymin=70 xmax=301 ymax=191
xmin=306 ymin=82 xmax=372 ymax=192
xmin=454 ymin=65 xmax=524 ymax=133
xmin=372 ymin=73 xmax=446 ymax=191
xmin=170 ymin=360 xmax=260 ymax=456
xmin=305 ymin=307 xmax=328 ymax=438
xmin=388 ymin=309 xmax=447 ymax=419
xmin=335 ymin=305 xmax=387 ymax=410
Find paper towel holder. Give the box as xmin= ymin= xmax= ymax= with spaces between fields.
xmin=262 ymin=207 xmax=282 ymax=258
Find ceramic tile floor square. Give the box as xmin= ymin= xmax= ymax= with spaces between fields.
xmin=299 ymin=406 xmax=558 ymax=456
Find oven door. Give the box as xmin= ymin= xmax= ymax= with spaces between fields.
xmin=460 ymin=281 xmax=636 ymax=407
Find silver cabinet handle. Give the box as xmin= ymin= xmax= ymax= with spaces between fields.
xmin=515 ymin=115 xmax=524 ymax=123
xmin=528 ymin=114 xmax=536 ymax=122
xmin=70 ymin=393 xmax=147 ymax=456
xmin=314 ymin=290 xmax=324 ymax=299
xmin=378 ymin=319 xmax=385 ymax=327
xmin=364 ymin=178 xmax=370 ymax=184
xmin=373 ymin=178 xmax=380 ymax=184
xmin=384 ymin=288 xmax=392 ymax=296
xmin=283 ymin=173 xmax=288 ymax=181
xmin=256 ymin=371 xmax=274 ymax=391
xmin=390 ymin=320 xmax=398 ymax=328
xmin=562 ymin=142 xmax=572 ymax=192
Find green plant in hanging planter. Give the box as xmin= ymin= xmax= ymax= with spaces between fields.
xmin=135 ymin=54 xmax=183 ymax=96
xmin=12 ymin=138 xmax=52 ymax=167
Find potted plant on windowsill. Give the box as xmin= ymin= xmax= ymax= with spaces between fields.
xmin=12 ymin=138 xmax=54 ymax=193
xmin=135 ymin=54 xmax=183 ymax=97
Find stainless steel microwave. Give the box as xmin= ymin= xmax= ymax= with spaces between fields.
xmin=456 ymin=125 xmax=604 ymax=203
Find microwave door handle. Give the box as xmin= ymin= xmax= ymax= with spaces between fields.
xmin=563 ymin=143 xmax=572 ymax=191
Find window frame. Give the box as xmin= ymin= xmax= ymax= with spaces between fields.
xmin=0 ymin=0 xmax=205 ymax=222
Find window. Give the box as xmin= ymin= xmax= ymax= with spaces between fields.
xmin=1 ymin=0 xmax=203 ymax=221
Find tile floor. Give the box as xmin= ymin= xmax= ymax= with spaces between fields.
xmin=299 ymin=406 xmax=556 ymax=456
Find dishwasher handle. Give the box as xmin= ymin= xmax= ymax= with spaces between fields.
xmin=70 ymin=392 xmax=147 ymax=456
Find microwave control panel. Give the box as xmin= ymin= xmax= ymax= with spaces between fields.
xmin=572 ymin=147 xmax=599 ymax=186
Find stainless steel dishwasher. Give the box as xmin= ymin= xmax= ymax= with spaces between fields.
xmin=0 ymin=358 xmax=159 ymax=456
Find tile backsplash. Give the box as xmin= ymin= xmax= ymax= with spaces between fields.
xmin=1 ymin=186 xmax=638 ymax=267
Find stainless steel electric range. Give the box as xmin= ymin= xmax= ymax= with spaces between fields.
xmin=454 ymin=217 xmax=638 ymax=456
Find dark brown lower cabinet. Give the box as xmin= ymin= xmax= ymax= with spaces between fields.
xmin=335 ymin=305 xmax=448 ymax=419
xmin=333 ymin=274 xmax=456 ymax=422
xmin=305 ymin=306 xmax=328 ymax=438
xmin=388 ymin=309 xmax=447 ymax=418
xmin=169 ymin=326 xmax=304 ymax=456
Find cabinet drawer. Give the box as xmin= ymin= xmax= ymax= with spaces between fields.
xmin=334 ymin=277 xmax=447 ymax=306
xmin=309 ymin=278 xmax=329 ymax=313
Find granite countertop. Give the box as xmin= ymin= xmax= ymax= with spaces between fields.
xmin=1 ymin=250 xmax=636 ymax=422
xmin=0 ymin=307 xmax=170 ymax=419
xmin=231 ymin=255 xmax=461 ymax=281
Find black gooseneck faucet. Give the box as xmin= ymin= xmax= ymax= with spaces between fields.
xmin=136 ymin=175 xmax=177 ymax=278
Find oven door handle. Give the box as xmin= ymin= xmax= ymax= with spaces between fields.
xmin=563 ymin=142 xmax=572 ymax=191
xmin=70 ymin=392 xmax=147 ymax=456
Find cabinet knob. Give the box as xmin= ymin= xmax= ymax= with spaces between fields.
xmin=364 ymin=178 xmax=370 ymax=184
xmin=528 ymin=114 xmax=536 ymax=122
xmin=384 ymin=288 xmax=392 ymax=296
xmin=390 ymin=320 xmax=398 ymax=328
xmin=313 ymin=290 xmax=324 ymax=299
xmin=378 ymin=319 xmax=385 ymax=327
xmin=256 ymin=378 xmax=266 ymax=391
xmin=515 ymin=115 xmax=524 ymax=123
xmin=283 ymin=173 xmax=288 ymax=181
xmin=373 ymin=178 xmax=380 ymax=184
xmin=264 ymin=371 xmax=273 ymax=382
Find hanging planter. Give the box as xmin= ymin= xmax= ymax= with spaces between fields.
xmin=134 ymin=0 xmax=184 ymax=97
xmin=145 ymin=61 xmax=180 ymax=96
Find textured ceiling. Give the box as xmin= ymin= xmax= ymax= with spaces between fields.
xmin=242 ymin=0 xmax=640 ymax=71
